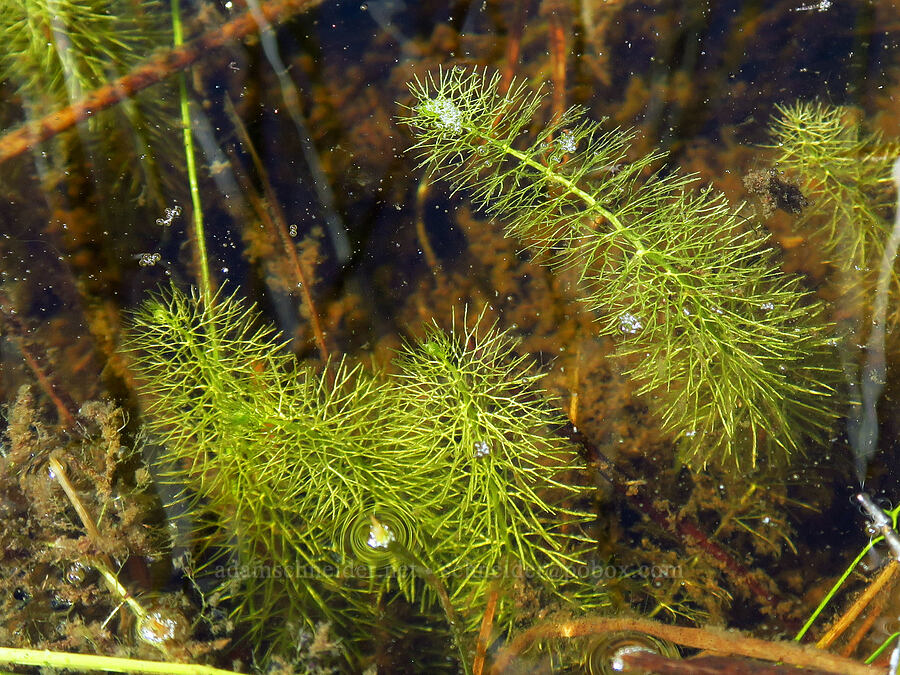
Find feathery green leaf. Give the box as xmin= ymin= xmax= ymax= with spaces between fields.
xmin=400 ymin=67 xmax=840 ymax=469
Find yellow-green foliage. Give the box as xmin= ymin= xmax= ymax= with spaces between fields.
xmin=767 ymin=102 xmax=898 ymax=276
xmin=0 ymin=0 xmax=165 ymax=105
xmin=126 ymin=286 xmax=597 ymax=659
xmin=765 ymin=102 xmax=900 ymax=332
xmin=387 ymin=316 xmax=595 ymax=614
xmin=399 ymin=67 xmax=840 ymax=470
xmin=0 ymin=0 xmax=177 ymax=201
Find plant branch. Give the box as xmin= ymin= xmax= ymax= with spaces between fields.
xmin=223 ymin=98 xmax=330 ymax=361
xmin=47 ymin=456 xmax=155 ymax=648
xmin=0 ymin=647 xmax=241 ymax=675
xmin=172 ymin=0 xmax=213 ymax=309
xmin=0 ymin=0 xmax=326 ymax=165
xmin=473 ymin=585 xmax=498 ymax=675
xmin=489 ymin=616 xmax=881 ymax=675
xmin=817 ymin=560 xmax=900 ymax=650
xmin=618 ymin=649 xmax=865 ymax=675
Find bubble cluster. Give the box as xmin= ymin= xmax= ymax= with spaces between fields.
xmin=618 ymin=312 xmax=643 ymax=334
xmin=156 ymin=204 xmax=182 ymax=227
xmin=557 ymin=130 xmax=577 ymax=154
xmin=137 ymin=252 xmax=161 ymax=267
xmin=419 ymin=97 xmax=464 ymax=135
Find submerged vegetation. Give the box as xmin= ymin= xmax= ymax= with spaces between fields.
xmin=0 ymin=0 xmax=177 ymax=202
xmin=126 ymin=285 xmax=596 ymax=668
xmin=0 ymin=0 xmax=165 ymax=103
xmin=766 ymin=101 xmax=898 ymax=281
xmin=400 ymin=67 xmax=841 ymax=470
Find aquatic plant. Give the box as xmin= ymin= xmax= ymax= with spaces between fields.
xmin=398 ymin=66 xmax=840 ymax=470
xmin=126 ymin=286 xmax=596 ymax=665
xmin=0 ymin=0 xmax=176 ymax=201
xmin=0 ymin=0 xmax=164 ymax=106
xmin=385 ymin=313 xmax=598 ymax=626
xmin=128 ymin=287 xmax=387 ymax=651
xmin=760 ymin=104 xmax=900 ymax=478
xmin=764 ymin=101 xmax=898 ymax=279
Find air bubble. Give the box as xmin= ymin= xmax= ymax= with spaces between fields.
xmin=419 ymin=97 xmax=464 ymax=135
xmin=137 ymin=607 xmax=189 ymax=646
xmin=338 ymin=505 xmax=420 ymax=568
xmin=557 ymin=130 xmax=577 ymax=153
xmin=65 ymin=562 xmax=87 ymax=585
xmin=367 ymin=517 xmax=396 ymax=549
xmin=619 ymin=313 xmax=643 ymax=334
xmin=586 ymin=631 xmax=679 ymax=674
xmin=156 ymin=204 xmax=181 ymax=227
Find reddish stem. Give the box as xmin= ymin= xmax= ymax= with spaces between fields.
xmin=0 ymin=292 xmax=78 ymax=427
xmin=0 ymin=0 xmax=326 ymax=165
xmin=565 ymin=423 xmax=791 ymax=626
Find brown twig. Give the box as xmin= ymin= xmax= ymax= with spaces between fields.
xmin=618 ymin=649 xmax=856 ymax=675
xmin=488 ymin=616 xmax=881 ymax=675
xmin=541 ymin=0 xmax=570 ymax=123
xmin=414 ymin=177 xmax=440 ymax=273
xmin=565 ymin=423 xmax=788 ymax=622
xmin=818 ymin=559 xmax=900 ymax=650
xmin=473 ymin=585 xmax=498 ymax=675
xmin=0 ymin=0 xmax=326 ymax=165
xmin=841 ymin=564 xmax=896 ymax=657
xmin=224 ymin=99 xmax=330 ymax=362
xmin=499 ymin=0 xmax=527 ymax=95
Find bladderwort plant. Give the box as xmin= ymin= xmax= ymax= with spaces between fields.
xmin=765 ymin=101 xmax=899 ymax=285
xmin=760 ymin=103 xmax=900 ymax=477
xmin=0 ymin=0 xmax=178 ymax=203
xmin=101 ymin=8 xmax=596 ymax=669
xmin=126 ymin=288 xmax=599 ymax=669
xmin=399 ymin=66 xmax=842 ymax=470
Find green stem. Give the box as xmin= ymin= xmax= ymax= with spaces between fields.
xmin=492 ymin=136 xmax=708 ymax=295
xmin=489 ymin=135 xmax=724 ymax=337
xmin=501 ymin=143 xmax=620 ymax=227
xmin=171 ymin=0 xmax=213 ymax=309
xmin=0 ymin=647 xmax=241 ymax=675
xmin=793 ymin=538 xmax=877 ymax=642
xmin=796 ymin=504 xmax=900 ymax=643
xmin=386 ymin=539 xmax=472 ymax=675
xmin=867 ymin=631 xmax=900 ymax=664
